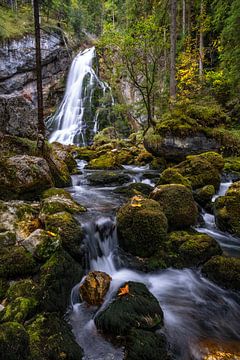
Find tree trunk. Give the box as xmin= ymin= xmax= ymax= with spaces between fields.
xmin=170 ymin=0 xmax=177 ymax=99
xmin=182 ymin=0 xmax=186 ymax=36
xmin=33 ymin=0 xmax=45 ymax=151
xmin=199 ymin=0 xmax=204 ymax=79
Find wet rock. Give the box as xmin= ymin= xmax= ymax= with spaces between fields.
xmin=0 ymin=155 xmax=53 ymax=200
xmin=27 ymin=312 xmax=83 ymax=360
xmin=79 ymin=271 xmax=112 ymax=306
xmin=150 ymin=184 xmax=198 ymax=230
xmin=214 ymin=181 xmax=240 ymax=237
xmin=39 ymin=248 xmax=83 ymax=313
xmin=197 ymin=339 xmax=240 ymax=360
xmin=0 ymin=296 xmax=38 ymax=323
xmin=0 ymin=322 xmax=30 ymax=360
xmin=87 ymin=171 xmax=130 ymax=186
xmin=114 ymin=182 xmax=153 ymax=198
xmin=95 ymin=281 xmax=163 ymax=336
xmin=50 ymin=142 xmax=78 ymax=174
xmin=117 ymin=197 xmax=168 ymax=257
xmin=194 ymin=185 xmax=216 ymax=207
xmin=157 ymin=167 xmax=192 ymax=187
xmin=87 ymin=152 xmax=122 ymax=170
xmin=125 ymin=329 xmax=171 ymax=360
xmin=202 ymin=256 xmax=240 ymax=291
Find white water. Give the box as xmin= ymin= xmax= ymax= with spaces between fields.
xmin=68 ymin=169 xmax=240 ymax=360
xmin=47 ymin=47 xmax=114 ymax=146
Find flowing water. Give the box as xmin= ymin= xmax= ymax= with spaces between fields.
xmin=67 ymin=163 xmax=240 ymax=360
xmin=46 ymin=47 xmax=114 ymax=146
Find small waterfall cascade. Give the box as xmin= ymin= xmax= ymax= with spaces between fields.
xmin=47 ymin=47 xmax=114 ymax=146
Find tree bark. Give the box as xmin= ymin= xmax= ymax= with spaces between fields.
xmin=182 ymin=0 xmax=186 ymax=36
xmin=170 ymin=0 xmax=177 ymax=99
xmin=199 ymin=0 xmax=204 ymax=79
xmin=33 ymin=0 xmax=45 ymax=150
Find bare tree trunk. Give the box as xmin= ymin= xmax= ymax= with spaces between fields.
xmin=199 ymin=0 xmax=204 ymax=79
xmin=33 ymin=0 xmax=45 ymax=151
xmin=182 ymin=0 xmax=186 ymax=36
xmin=170 ymin=0 xmax=177 ymax=99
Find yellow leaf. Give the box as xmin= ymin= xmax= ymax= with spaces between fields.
xmin=47 ymin=231 xmax=57 ymax=237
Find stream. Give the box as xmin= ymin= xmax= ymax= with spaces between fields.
xmin=66 ymin=161 xmax=240 ymax=360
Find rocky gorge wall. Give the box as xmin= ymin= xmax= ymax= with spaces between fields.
xmin=0 ymin=32 xmax=71 ymax=139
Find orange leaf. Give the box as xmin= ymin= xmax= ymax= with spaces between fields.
xmin=118 ymin=284 xmax=129 ymax=297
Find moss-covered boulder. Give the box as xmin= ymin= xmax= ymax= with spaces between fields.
xmin=87 ymin=152 xmax=122 ymax=170
xmin=0 ymin=155 xmax=54 ymax=200
xmin=22 ymin=229 xmax=60 ymax=262
xmin=44 ymin=211 xmax=83 ymax=260
xmin=194 ymin=185 xmax=215 ymax=207
xmin=0 ymin=231 xmax=16 ymax=247
xmin=48 ymin=145 xmax=72 ymax=187
xmin=0 ymin=322 xmax=30 ymax=360
xmin=202 ymin=256 xmax=240 ymax=291
xmin=0 ymin=246 xmax=37 ymax=279
xmin=158 ymin=168 xmax=191 ymax=188
xmin=117 ymin=197 xmax=168 ymax=257
xmin=50 ymin=142 xmax=77 ymax=174
xmin=125 ymin=329 xmax=171 ymax=360
xmin=214 ymin=181 xmax=240 ymax=237
xmin=0 ymin=297 xmax=38 ymax=323
xmin=42 ymin=187 xmax=73 ymax=200
xmin=114 ymin=182 xmax=153 ymax=198
xmin=165 ymin=231 xmax=222 ymax=268
xmin=79 ymin=271 xmax=112 ymax=306
xmin=39 ymin=248 xmax=83 ymax=313
xmin=224 ymin=157 xmax=240 ymax=179
xmin=174 ymin=152 xmax=223 ymax=190
xmin=27 ymin=312 xmax=83 ymax=360
xmin=93 ymin=127 xmax=118 ymax=146
xmin=87 ymin=171 xmax=130 ymax=186
xmin=95 ymin=281 xmax=163 ymax=336
xmin=150 ymin=184 xmax=198 ymax=230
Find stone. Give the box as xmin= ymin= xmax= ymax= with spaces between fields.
xmin=114 ymin=182 xmax=153 ymax=198
xmin=87 ymin=171 xmax=131 ymax=186
xmin=50 ymin=142 xmax=77 ymax=173
xmin=95 ymin=281 xmax=163 ymax=336
xmin=150 ymin=184 xmax=198 ymax=230
xmin=194 ymin=185 xmax=215 ymax=207
xmin=158 ymin=168 xmax=192 ymax=188
xmin=117 ymin=197 xmax=168 ymax=257
xmin=79 ymin=271 xmax=112 ymax=306
xmin=0 ymin=322 xmax=30 ymax=360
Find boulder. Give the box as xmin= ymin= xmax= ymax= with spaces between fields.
xmin=214 ymin=181 xmax=240 ymax=237
xmin=158 ymin=168 xmax=191 ymax=188
xmin=114 ymin=182 xmax=153 ymax=198
xmin=0 ymin=322 xmax=30 ymax=360
xmin=198 ymin=339 xmax=240 ymax=360
xmin=50 ymin=142 xmax=78 ymax=173
xmin=174 ymin=152 xmax=223 ymax=190
xmin=27 ymin=312 xmax=83 ymax=360
xmin=0 ymin=155 xmax=53 ymax=200
xmin=150 ymin=184 xmax=198 ymax=230
xmin=95 ymin=281 xmax=163 ymax=335
xmin=87 ymin=152 xmax=122 ymax=170
xmin=194 ymin=185 xmax=215 ymax=207
xmin=202 ymin=256 xmax=240 ymax=291
xmin=117 ymin=197 xmax=168 ymax=257
xmin=79 ymin=271 xmax=112 ymax=306
xmin=87 ymin=171 xmax=131 ymax=186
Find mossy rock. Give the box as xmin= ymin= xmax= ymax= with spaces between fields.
xmin=27 ymin=312 xmax=83 ymax=360
xmin=39 ymin=248 xmax=83 ymax=313
xmin=150 ymin=184 xmax=198 ymax=230
xmin=47 ymin=144 xmax=72 ymax=187
xmin=174 ymin=153 xmax=222 ymax=190
xmin=0 ymin=246 xmax=37 ymax=279
xmin=42 ymin=187 xmax=73 ymax=200
xmin=202 ymin=256 xmax=240 ymax=291
xmin=0 ymin=135 xmax=38 ymax=158
xmin=95 ymin=281 xmax=163 ymax=336
xmin=50 ymin=142 xmax=77 ymax=174
xmin=224 ymin=157 xmax=240 ymax=178
xmin=194 ymin=185 xmax=215 ymax=207
xmin=117 ymin=198 xmax=168 ymax=257
xmin=125 ymin=329 xmax=171 ymax=360
xmin=0 ymin=322 xmax=30 ymax=360
xmin=114 ymin=183 xmax=153 ymax=198
xmin=6 ymin=279 xmax=40 ymax=302
xmin=158 ymin=168 xmax=191 ymax=188
xmin=87 ymin=171 xmax=130 ymax=186
xmin=74 ymin=147 xmax=97 ymax=161
xmin=79 ymin=271 xmax=112 ymax=306
xmin=44 ymin=211 xmax=83 ymax=261
xmin=93 ymin=127 xmax=118 ymax=146
xmin=0 ymin=231 xmax=16 ymax=247
xmin=0 ymin=296 xmax=38 ymax=324
xmin=87 ymin=152 xmax=121 ymax=170
xmin=40 ymin=194 xmax=86 ymax=219
xmin=214 ymin=181 xmax=240 ymax=237
xmin=0 ymin=278 xmax=8 ymax=301
xmin=166 ymin=231 xmax=222 ymax=268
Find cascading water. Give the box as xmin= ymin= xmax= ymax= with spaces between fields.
xmin=46 ymin=47 xmax=114 ymax=146
xmin=67 ymin=164 xmax=240 ymax=360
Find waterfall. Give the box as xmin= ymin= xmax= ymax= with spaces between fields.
xmin=47 ymin=47 xmax=114 ymax=146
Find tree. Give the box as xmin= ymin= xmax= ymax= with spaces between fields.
xmin=170 ymin=0 xmax=177 ymax=99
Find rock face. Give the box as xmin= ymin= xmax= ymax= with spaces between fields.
xmin=144 ymin=128 xmax=220 ymax=161
xmin=214 ymin=181 xmax=240 ymax=237
xmin=0 ymin=33 xmax=71 ymax=139
xmin=79 ymin=271 xmax=112 ymax=306
xmin=150 ymin=184 xmax=198 ymax=230
xmin=117 ymin=197 xmax=168 ymax=257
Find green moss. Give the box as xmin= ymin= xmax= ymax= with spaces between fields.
xmin=93 ymin=127 xmax=117 ymax=146
xmin=87 ymin=152 xmax=121 ymax=169
xmin=6 ymin=279 xmax=40 ymax=302
xmin=224 ymin=157 xmax=240 ymax=174
xmin=202 ymin=256 xmax=240 ymax=291
xmin=189 ymin=152 xmax=224 ymax=171
xmin=44 ymin=212 xmax=83 ymax=260
xmin=114 ymin=183 xmax=153 ymax=198
xmin=0 ymin=246 xmax=37 ymax=279
xmin=150 ymin=184 xmax=198 ymax=230
xmin=0 ymin=322 xmax=30 ymax=360
xmin=41 ymin=187 xmax=73 ymax=200
xmin=39 ymin=248 xmax=83 ymax=313
xmin=74 ymin=147 xmax=97 ymax=161
xmin=0 ymin=278 xmax=8 ymax=301
xmin=194 ymin=185 xmax=215 ymax=207
xmin=87 ymin=171 xmax=130 ymax=186
xmin=117 ymin=198 xmax=168 ymax=257
xmin=95 ymin=281 xmax=163 ymax=336
xmin=158 ymin=168 xmax=192 ymax=187
xmin=0 ymin=231 xmax=16 ymax=247
xmin=40 ymin=195 xmax=85 ymax=218
xmin=27 ymin=313 xmax=83 ymax=360
xmin=0 ymin=297 xmax=38 ymax=323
